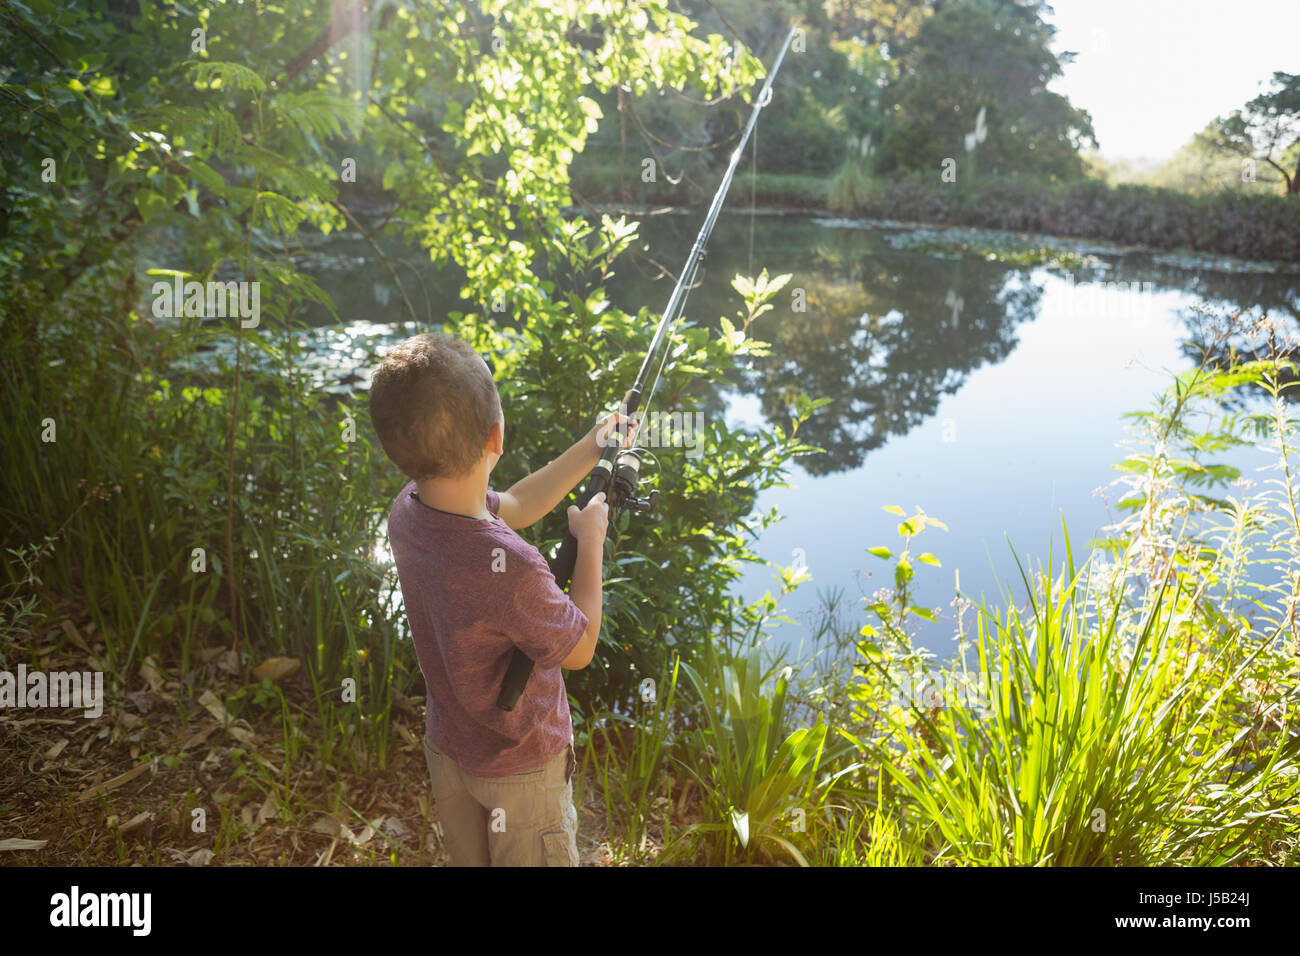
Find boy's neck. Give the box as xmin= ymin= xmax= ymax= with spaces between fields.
xmin=415 ymin=469 xmax=491 ymax=520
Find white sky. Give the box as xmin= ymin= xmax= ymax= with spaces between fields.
xmin=1045 ymin=0 xmax=1299 ymax=162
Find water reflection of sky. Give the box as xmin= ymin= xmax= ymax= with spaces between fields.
xmin=734 ymin=269 xmax=1286 ymax=664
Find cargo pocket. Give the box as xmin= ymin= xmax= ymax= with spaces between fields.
xmin=542 ymin=828 xmax=578 ymax=867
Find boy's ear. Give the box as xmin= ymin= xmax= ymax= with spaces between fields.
xmin=487 ymin=419 xmax=504 ymax=457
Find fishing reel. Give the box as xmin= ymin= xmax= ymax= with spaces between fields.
xmin=609 ymin=448 xmax=658 ymax=514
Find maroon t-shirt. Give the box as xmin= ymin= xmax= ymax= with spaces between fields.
xmin=387 ymin=480 xmax=588 ymax=777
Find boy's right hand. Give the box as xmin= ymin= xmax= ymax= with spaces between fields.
xmin=567 ymin=492 xmax=609 ymax=544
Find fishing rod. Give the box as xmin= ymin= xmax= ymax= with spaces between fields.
xmin=496 ymin=23 xmax=800 ymax=712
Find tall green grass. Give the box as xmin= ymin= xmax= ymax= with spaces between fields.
xmin=872 ymin=537 xmax=1299 ymax=865
xmin=674 ymin=639 xmax=836 ymax=865
xmin=576 ymin=655 xmax=685 ymax=865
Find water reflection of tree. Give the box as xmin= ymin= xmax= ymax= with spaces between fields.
xmin=615 ymin=218 xmax=1300 ymax=472
xmin=1178 ymin=303 xmax=1300 ymax=410
xmin=741 ymin=248 xmax=1043 ymax=474
xmin=1101 ymin=257 xmax=1300 ymax=325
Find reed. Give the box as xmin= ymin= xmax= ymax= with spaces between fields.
xmin=576 ymin=655 xmax=684 ymax=864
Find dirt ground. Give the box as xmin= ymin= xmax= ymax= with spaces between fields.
xmin=1 ymin=612 xmax=656 ymax=867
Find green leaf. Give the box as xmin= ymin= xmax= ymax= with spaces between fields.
xmin=917 ymin=552 xmax=941 ymax=566
xmin=867 ymin=546 xmax=892 ymax=559
xmin=133 ymin=189 xmax=167 ymax=223
xmin=161 ymin=173 xmax=186 ymax=205
xmin=731 ymin=274 xmax=755 ymax=299
xmin=718 ymin=315 xmax=745 ymax=350
xmin=188 ymin=60 xmax=266 ymax=93
xmin=882 ymin=505 xmax=905 ymax=515
xmin=189 ymin=160 xmax=226 ymax=193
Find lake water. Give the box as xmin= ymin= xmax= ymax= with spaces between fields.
xmin=282 ymin=211 xmax=1300 ymax=664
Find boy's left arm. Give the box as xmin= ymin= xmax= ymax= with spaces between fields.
xmin=496 ymin=413 xmax=634 ymax=530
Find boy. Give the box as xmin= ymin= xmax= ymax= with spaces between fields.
xmin=369 ymin=331 xmax=631 ymax=867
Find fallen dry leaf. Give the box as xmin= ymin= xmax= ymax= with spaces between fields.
xmin=252 ymin=656 xmax=300 ymax=682
xmin=256 ymin=791 xmax=279 ymax=826
xmin=351 ymin=817 xmax=384 ymax=846
xmin=177 ymin=720 xmax=219 ymax=752
xmin=382 ymin=816 xmax=409 ymax=842
xmin=227 ymin=721 xmax=255 ymax=744
xmin=197 ymin=690 xmax=231 ymax=724
xmin=44 ymin=738 xmax=69 ymax=760
xmin=165 ymin=847 xmax=214 ymax=866
xmin=120 ymin=811 xmax=154 ymax=833
xmin=80 ymin=725 xmax=108 ymax=756
xmin=59 ymin=619 xmax=91 ymax=653
xmin=139 ymin=655 xmax=166 ymax=694
xmin=76 ymin=758 xmax=153 ymax=803
xmin=0 ymin=838 xmax=48 ymax=851
xmin=311 ymin=814 xmax=347 ymax=839
xmin=309 ymin=813 xmax=380 ymax=846
xmin=196 ymin=692 xmax=255 ymax=743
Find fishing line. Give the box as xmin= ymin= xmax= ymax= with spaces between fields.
xmin=749 ymin=117 xmax=758 ymax=276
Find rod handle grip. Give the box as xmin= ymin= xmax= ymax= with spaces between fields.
xmin=495 ymin=457 xmax=614 ymax=711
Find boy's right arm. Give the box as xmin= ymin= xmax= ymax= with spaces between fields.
xmin=559 ymin=493 xmax=608 ymax=670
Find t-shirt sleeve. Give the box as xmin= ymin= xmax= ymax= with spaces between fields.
xmin=504 ymin=552 xmax=589 ymax=669
xmin=486 ymin=489 xmax=501 ymax=516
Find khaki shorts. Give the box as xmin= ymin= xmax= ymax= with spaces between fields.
xmin=423 ymin=735 xmax=579 ymax=866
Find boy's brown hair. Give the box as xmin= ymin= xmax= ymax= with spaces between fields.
xmin=369 ymin=332 xmax=502 ymax=480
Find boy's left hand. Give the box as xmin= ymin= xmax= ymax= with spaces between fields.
xmin=592 ymin=411 xmax=638 ymax=452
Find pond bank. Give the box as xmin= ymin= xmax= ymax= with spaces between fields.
xmin=567 ymin=170 xmax=1300 ymax=265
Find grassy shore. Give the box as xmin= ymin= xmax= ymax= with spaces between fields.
xmin=5 ymin=307 xmax=1297 ymax=866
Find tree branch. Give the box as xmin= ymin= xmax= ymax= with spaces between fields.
xmin=280 ymin=0 xmax=370 ymax=83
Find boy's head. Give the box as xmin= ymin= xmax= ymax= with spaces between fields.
xmin=369 ymin=332 xmax=503 ymax=481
